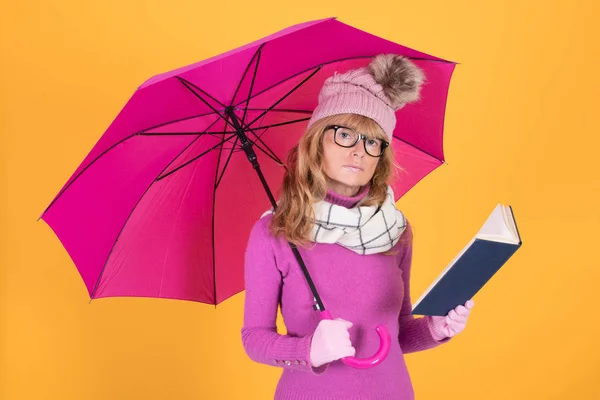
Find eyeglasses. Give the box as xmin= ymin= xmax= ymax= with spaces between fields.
xmin=326 ymin=125 xmax=389 ymax=157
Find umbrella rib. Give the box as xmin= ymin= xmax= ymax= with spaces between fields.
xmin=244 ymin=117 xmax=284 ymax=165
xmin=241 ymin=45 xmax=262 ymax=127
xmin=177 ymin=76 xmax=227 ymax=110
xmin=219 ymin=119 xmax=312 ymax=175
xmin=241 ymin=108 xmax=312 ymax=114
xmin=245 ymin=133 xmax=284 ymax=166
xmin=39 ymin=135 xmax=135 ymax=219
xmin=211 ymin=116 xmax=231 ymax=306
xmin=241 ymin=105 xmax=284 ymax=165
xmin=188 ymin=116 xmax=314 ymax=135
xmin=141 ymin=117 xmax=310 ymax=137
xmin=138 ymin=110 xmax=219 ymax=134
xmin=89 ymin=117 xmax=222 ymax=299
xmin=215 ymin=135 xmax=238 ymax=189
xmin=392 ymin=135 xmax=444 ymax=163
xmin=242 ymin=110 xmax=282 ymax=163
xmin=176 ymin=77 xmax=237 ymax=133
xmin=214 ymin=114 xmax=235 ymax=189
xmin=37 ymin=114 xmax=225 ymax=220
xmin=244 ymin=66 xmax=322 ymax=129
xmin=214 ymin=121 xmax=285 ymax=177
xmin=229 ymin=44 xmax=264 ymax=109
xmin=139 ymin=132 xmax=230 ymax=137
xmin=156 ymin=133 xmax=237 ymax=182
xmin=232 ymin=55 xmax=451 ymax=110
xmin=177 ymin=76 xmax=233 ymax=126
xmin=251 ymin=117 xmax=311 ymax=131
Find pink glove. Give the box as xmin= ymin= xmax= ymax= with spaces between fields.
xmin=309 ymin=318 xmax=356 ymax=368
xmin=426 ymin=299 xmax=475 ymax=341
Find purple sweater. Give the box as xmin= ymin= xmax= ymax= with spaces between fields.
xmin=241 ymin=187 xmax=450 ymax=399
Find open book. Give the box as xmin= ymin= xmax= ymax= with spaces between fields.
xmin=410 ymin=204 xmax=522 ymax=316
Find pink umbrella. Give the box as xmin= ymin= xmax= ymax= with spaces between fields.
xmin=39 ymin=17 xmax=456 ymax=368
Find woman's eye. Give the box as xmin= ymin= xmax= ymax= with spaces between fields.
xmin=340 ymin=132 xmax=350 ymax=138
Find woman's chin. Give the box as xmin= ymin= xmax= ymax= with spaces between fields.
xmin=335 ymin=176 xmax=366 ymax=188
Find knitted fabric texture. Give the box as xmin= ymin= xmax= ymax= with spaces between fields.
xmin=307 ymin=54 xmax=425 ymax=140
xmin=241 ymin=188 xmax=450 ymax=400
xmin=262 ymin=186 xmax=405 ymax=255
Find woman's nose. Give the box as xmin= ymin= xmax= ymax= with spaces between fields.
xmin=352 ymin=144 xmax=366 ymax=157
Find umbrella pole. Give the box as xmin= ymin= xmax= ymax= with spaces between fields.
xmin=226 ymin=109 xmax=326 ymax=312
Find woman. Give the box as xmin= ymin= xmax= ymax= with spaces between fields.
xmin=241 ymin=54 xmax=474 ymax=399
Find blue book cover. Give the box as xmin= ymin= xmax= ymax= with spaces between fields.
xmin=411 ymin=204 xmax=522 ymax=317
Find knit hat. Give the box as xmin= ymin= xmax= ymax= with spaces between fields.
xmin=307 ymin=54 xmax=426 ymax=140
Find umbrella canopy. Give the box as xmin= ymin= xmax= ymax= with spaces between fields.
xmin=39 ymin=17 xmax=456 ymax=305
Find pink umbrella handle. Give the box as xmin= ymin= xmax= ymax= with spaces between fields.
xmin=319 ymin=310 xmax=391 ymax=369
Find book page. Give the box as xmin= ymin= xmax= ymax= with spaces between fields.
xmin=413 ymin=204 xmax=521 ymax=310
xmin=505 ymin=206 xmax=521 ymax=242
xmin=477 ymin=204 xmax=519 ymax=244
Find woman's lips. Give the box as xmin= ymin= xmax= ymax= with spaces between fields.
xmin=343 ymin=165 xmax=363 ymax=173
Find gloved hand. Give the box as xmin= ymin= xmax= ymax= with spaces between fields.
xmin=309 ymin=318 xmax=356 ymax=368
xmin=426 ymin=299 xmax=475 ymax=341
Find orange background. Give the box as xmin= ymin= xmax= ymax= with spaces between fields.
xmin=2 ymin=0 xmax=599 ymax=399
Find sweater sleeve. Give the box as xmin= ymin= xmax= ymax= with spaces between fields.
xmin=240 ymin=217 xmax=328 ymax=375
xmin=397 ymin=222 xmax=451 ymax=353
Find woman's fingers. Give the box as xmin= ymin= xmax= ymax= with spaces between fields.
xmin=448 ymin=309 xmax=467 ymax=323
xmin=455 ymin=305 xmax=471 ymax=317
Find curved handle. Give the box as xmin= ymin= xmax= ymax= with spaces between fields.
xmin=320 ymin=310 xmax=391 ymax=369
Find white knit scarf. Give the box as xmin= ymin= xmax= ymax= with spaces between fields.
xmin=262 ymin=186 xmax=406 ymax=255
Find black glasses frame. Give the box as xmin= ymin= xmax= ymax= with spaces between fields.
xmin=326 ymin=125 xmax=389 ymax=157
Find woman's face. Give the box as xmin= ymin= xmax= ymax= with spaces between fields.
xmin=321 ymin=125 xmax=381 ymax=197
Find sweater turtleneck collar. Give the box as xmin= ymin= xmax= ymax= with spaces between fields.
xmin=324 ymin=184 xmax=370 ymax=208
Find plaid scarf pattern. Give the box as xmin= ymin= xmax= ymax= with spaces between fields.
xmin=262 ymin=186 xmax=406 ymax=255
xmin=310 ymin=186 xmax=406 ymax=255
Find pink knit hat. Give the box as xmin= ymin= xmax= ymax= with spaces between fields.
xmin=307 ymin=54 xmax=426 ymax=140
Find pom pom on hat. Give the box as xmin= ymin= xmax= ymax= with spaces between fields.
xmin=307 ymin=53 xmax=426 ymax=140
xmin=368 ymin=54 xmax=426 ymax=110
